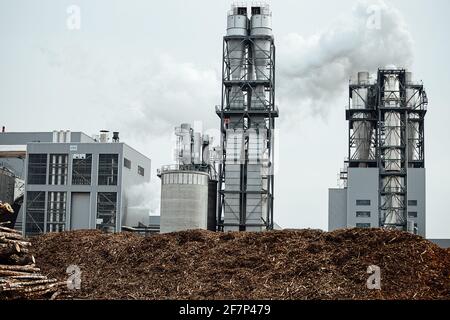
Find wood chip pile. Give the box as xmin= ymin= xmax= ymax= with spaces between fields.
xmin=25 ymin=228 xmax=450 ymax=300
xmin=0 ymin=223 xmax=65 ymax=300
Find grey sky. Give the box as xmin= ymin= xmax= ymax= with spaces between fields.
xmin=1 ymin=0 xmax=449 ymax=237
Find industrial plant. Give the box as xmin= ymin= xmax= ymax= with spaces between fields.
xmin=1 ymin=1 xmax=450 ymax=303
xmin=329 ymin=69 xmax=428 ymax=236
xmin=0 ymin=130 xmax=152 ymax=236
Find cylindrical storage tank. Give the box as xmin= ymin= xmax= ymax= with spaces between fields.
xmin=207 ymin=179 xmax=218 ymax=231
xmin=250 ymin=6 xmax=272 ymax=80
xmin=227 ymin=6 xmax=248 ymax=37
xmin=250 ymin=5 xmax=272 ymax=109
xmin=227 ymin=6 xmax=248 ymax=109
xmin=160 ymin=170 xmax=209 ymax=233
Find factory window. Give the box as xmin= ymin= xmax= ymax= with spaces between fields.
xmin=25 ymin=191 xmax=45 ymax=236
xmin=124 ymin=158 xmax=131 ymax=169
xmin=27 ymin=154 xmax=47 ymax=185
xmin=356 ymin=200 xmax=371 ymax=206
xmin=96 ymin=192 xmax=117 ymax=231
xmin=408 ymin=200 xmax=418 ymax=206
xmin=98 ymin=154 xmax=118 ymax=185
xmin=356 ymin=223 xmax=371 ymax=229
xmin=72 ymin=154 xmax=92 ymax=185
xmin=356 ymin=211 xmax=371 ymax=218
xmin=47 ymin=192 xmax=66 ymax=232
xmin=48 ymin=154 xmax=68 ymax=185
xmin=138 ymin=165 xmax=145 ymax=176
xmin=408 ymin=211 xmax=418 ymax=218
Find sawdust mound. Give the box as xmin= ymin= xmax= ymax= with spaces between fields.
xmin=30 ymin=228 xmax=450 ymax=300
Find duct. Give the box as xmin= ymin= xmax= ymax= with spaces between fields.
xmin=224 ymin=128 xmax=244 ymax=230
xmin=405 ymin=72 xmax=420 ymax=162
xmin=352 ymin=72 xmax=372 ymax=164
xmin=250 ymin=5 xmax=272 ymax=110
xmin=193 ymin=132 xmax=202 ymax=165
xmin=408 ymin=121 xmax=420 ymax=161
xmin=202 ymin=134 xmax=210 ymax=165
xmin=175 ymin=123 xmax=193 ymax=165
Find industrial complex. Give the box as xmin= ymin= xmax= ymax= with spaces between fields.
xmin=0 ymin=4 xmax=445 ymax=242
xmin=0 ymin=130 xmax=151 ymax=236
xmin=0 ymin=2 xmax=449 ymax=302
xmin=329 ymin=70 xmax=428 ymax=237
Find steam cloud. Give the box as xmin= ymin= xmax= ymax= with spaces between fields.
xmin=126 ymin=181 xmax=160 ymax=215
xmin=277 ymin=0 xmax=414 ymax=118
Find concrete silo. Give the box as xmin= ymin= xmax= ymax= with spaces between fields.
xmin=158 ymin=124 xmax=218 ymax=233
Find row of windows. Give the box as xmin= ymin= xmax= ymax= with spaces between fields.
xmin=356 ymin=223 xmax=371 ymax=229
xmin=27 ymin=154 xmax=146 ymax=186
xmin=356 ymin=200 xmax=418 ymax=206
xmin=355 ymin=211 xmax=418 ymax=218
xmin=25 ymin=191 xmax=117 ymax=236
xmin=162 ymin=173 xmax=208 ymax=185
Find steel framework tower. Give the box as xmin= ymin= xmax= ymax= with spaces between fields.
xmin=377 ymin=69 xmax=427 ymax=231
xmin=332 ymin=68 xmax=427 ymax=235
xmin=216 ymin=4 xmax=278 ymax=231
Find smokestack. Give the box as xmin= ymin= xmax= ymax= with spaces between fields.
xmin=1 ymin=126 xmax=5 ymax=133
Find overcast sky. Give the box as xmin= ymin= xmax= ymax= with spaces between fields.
xmin=1 ymin=0 xmax=449 ymax=238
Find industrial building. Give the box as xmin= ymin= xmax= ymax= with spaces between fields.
xmin=329 ymin=69 xmax=428 ymax=237
xmin=0 ymin=130 xmax=151 ymax=236
xmin=158 ymin=124 xmax=217 ymax=233
xmin=216 ymin=3 xmax=278 ymax=232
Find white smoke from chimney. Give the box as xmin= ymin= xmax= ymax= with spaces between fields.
xmin=277 ymin=0 xmax=414 ymax=119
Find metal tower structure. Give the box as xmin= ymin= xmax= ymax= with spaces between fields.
xmin=216 ymin=3 xmax=278 ymax=231
xmin=377 ymin=69 xmax=427 ymax=231
xmin=340 ymin=69 xmax=428 ymax=233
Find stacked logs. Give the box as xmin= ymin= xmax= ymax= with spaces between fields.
xmin=0 ymin=223 xmax=65 ymax=299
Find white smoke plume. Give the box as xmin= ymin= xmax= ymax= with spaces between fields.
xmin=277 ymin=0 xmax=414 ymax=119
xmin=125 ymin=180 xmax=161 ymax=215
xmin=39 ymin=48 xmax=221 ymax=135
